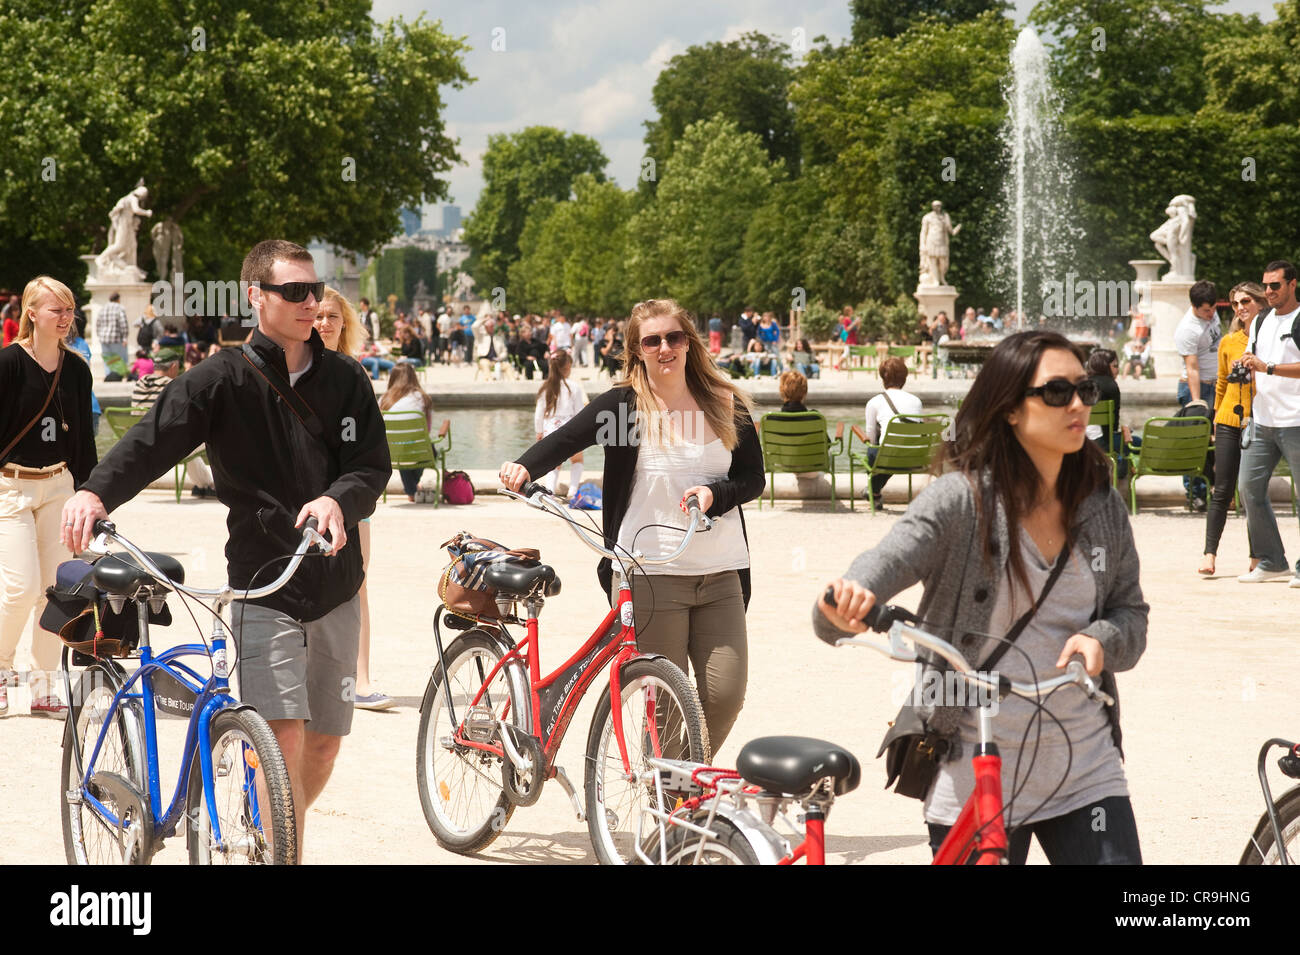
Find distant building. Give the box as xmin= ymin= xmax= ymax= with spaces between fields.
xmin=400 ymin=207 xmax=422 ymax=236
xmin=440 ymin=205 xmax=462 ymax=237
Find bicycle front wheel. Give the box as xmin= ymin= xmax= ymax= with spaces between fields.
xmin=60 ymin=663 xmax=149 ymax=865
xmin=585 ymin=656 xmax=709 ymax=865
xmin=187 ymin=707 xmax=296 ymax=864
xmin=1240 ymin=785 xmax=1300 ymax=864
xmin=416 ymin=629 xmax=529 ymax=854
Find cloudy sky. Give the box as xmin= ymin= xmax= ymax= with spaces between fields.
xmin=371 ymin=0 xmax=1282 ymax=225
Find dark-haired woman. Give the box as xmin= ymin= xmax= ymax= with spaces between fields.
xmin=1084 ymin=348 xmax=1132 ymax=481
xmin=815 ymin=331 xmax=1148 ymax=864
xmin=532 ymin=350 xmax=587 ymax=494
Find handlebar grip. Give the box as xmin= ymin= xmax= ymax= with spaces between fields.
xmin=304 ymin=517 xmax=319 ymax=532
xmin=93 ymin=519 xmax=116 ymax=537
xmin=520 ymin=480 xmax=551 ymax=498
xmin=685 ymin=494 xmax=701 ymax=512
xmin=822 ymin=585 xmax=892 ymax=632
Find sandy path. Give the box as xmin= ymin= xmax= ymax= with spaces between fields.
xmin=1 ymin=489 xmax=1294 ymax=865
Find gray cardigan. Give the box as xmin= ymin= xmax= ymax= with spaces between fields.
xmin=811 ymin=471 xmax=1148 ymax=748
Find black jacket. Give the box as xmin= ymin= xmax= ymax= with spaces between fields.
xmin=82 ymin=328 xmax=390 ymax=621
xmin=516 ymin=386 xmax=765 ymax=606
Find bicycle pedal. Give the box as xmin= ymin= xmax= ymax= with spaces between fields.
xmin=464 ymin=705 xmax=498 ymax=743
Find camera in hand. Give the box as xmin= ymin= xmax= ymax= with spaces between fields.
xmin=1226 ymin=361 xmax=1252 ymax=385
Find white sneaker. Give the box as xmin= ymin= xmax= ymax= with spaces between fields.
xmin=1289 ymin=575 xmax=1300 ymax=588
xmin=1237 ymin=567 xmax=1292 ymax=582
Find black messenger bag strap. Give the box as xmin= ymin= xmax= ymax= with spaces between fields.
xmin=240 ymin=342 xmax=340 ymax=453
xmin=978 ymin=544 xmax=1071 ymax=673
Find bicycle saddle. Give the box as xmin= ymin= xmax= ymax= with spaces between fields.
xmin=92 ymin=552 xmax=186 ymax=596
xmin=737 ymin=736 xmax=861 ymax=797
xmin=483 ymin=560 xmax=561 ymax=597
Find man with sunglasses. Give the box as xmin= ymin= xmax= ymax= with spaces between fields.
xmin=61 ymin=239 xmax=390 ymax=858
xmin=1234 ymin=261 xmax=1300 ymax=583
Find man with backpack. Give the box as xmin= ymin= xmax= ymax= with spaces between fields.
xmin=1235 ymin=260 xmax=1300 ymax=584
xmin=61 ymin=239 xmax=390 ymax=858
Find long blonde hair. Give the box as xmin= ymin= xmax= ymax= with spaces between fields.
xmin=1229 ymin=281 xmax=1267 ymax=334
xmin=322 ymin=287 xmax=366 ymax=358
xmin=379 ymin=362 xmax=430 ymax=414
xmin=619 ymin=299 xmax=753 ymax=449
xmin=18 ymin=276 xmax=74 ymax=352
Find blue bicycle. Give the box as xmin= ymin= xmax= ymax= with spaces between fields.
xmin=58 ymin=517 xmax=330 ymax=865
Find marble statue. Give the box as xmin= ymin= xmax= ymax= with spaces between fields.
xmin=1150 ymin=194 xmax=1196 ymax=281
xmin=150 ymin=218 xmax=183 ymax=279
xmin=94 ymin=181 xmax=153 ymax=282
xmin=919 ymin=200 xmax=961 ymax=287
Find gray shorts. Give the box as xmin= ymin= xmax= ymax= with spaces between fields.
xmin=232 ymin=596 xmax=361 ymax=737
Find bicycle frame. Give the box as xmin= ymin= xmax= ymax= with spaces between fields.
xmin=448 ymin=578 xmax=643 ymax=777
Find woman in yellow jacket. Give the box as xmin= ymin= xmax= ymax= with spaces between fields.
xmin=1200 ymin=282 xmax=1267 ymax=575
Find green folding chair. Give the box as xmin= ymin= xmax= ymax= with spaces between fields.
xmin=382 ymin=411 xmax=450 ymax=504
xmin=1126 ymin=416 xmax=1211 ymax=515
xmin=887 ymin=345 xmax=918 ymax=373
xmin=1088 ymin=399 xmax=1119 ymax=487
xmin=847 ymin=413 xmax=948 ymax=513
xmin=841 ymin=345 xmax=877 ymax=374
xmin=757 ymin=412 xmax=843 ymax=509
xmin=104 ymin=405 xmax=208 ymax=502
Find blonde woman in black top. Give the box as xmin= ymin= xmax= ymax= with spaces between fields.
xmin=0 ymin=276 xmax=96 ymax=717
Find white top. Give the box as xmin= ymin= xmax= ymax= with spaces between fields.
xmin=288 ymin=358 xmax=313 ymax=388
xmin=386 ymin=391 xmax=432 ymax=434
xmin=863 ymin=388 xmax=924 ymax=444
xmin=550 ymin=320 xmax=573 ymax=350
xmin=437 ymin=313 xmax=453 ymax=334
xmin=1174 ymin=307 xmax=1221 ymax=384
xmin=533 ymin=379 xmax=588 ymax=435
xmin=617 ymin=437 xmax=748 ymax=576
xmin=1247 ymin=305 xmax=1300 ymax=427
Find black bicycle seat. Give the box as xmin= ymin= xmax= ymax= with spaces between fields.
xmin=737 ymin=736 xmax=861 ymax=796
xmin=483 ymin=560 xmax=561 ymax=598
xmin=92 ymin=552 xmax=186 ymax=596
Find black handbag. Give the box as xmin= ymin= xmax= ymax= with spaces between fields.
xmin=877 ymin=545 xmax=1070 ymax=800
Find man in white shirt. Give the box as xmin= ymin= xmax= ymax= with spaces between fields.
xmin=549 ymin=313 xmax=573 ymax=353
xmin=1235 ymin=260 xmax=1300 ymax=583
xmin=435 ymin=308 xmax=453 ymax=363
xmin=1173 ymin=280 xmax=1221 ymax=408
xmin=861 ymin=356 xmax=924 ymax=506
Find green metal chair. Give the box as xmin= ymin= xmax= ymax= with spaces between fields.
xmin=1125 ymin=416 xmax=1211 ymax=515
xmin=847 ymin=413 xmax=949 ymax=513
xmin=104 ymin=405 xmax=208 ymax=502
xmin=756 ymin=412 xmax=844 ymax=509
xmin=887 ymin=345 xmax=918 ymax=374
xmin=841 ymin=345 xmax=877 ymax=374
xmin=382 ymin=411 xmax=450 ymax=504
xmin=1088 ymin=399 xmax=1119 ymax=487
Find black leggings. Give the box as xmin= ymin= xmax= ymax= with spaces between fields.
xmin=1205 ymin=423 xmax=1255 ymax=557
xmin=927 ymin=794 xmax=1142 ymax=864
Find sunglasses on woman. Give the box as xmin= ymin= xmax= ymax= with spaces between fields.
xmin=640 ymin=330 xmax=688 ymax=350
xmin=1023 ymin=377 xmax=1101 ymax=407
xmin=258 ymin=280 xmax=326 ymax=303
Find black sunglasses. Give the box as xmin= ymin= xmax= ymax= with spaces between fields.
xmin=640 ymin=330 xmax=688 ymax=351
xmin=1023 ymin=378 xmax=1100 ymax=407
xmin=259 ymin=281 xmax=325 ymax=303
xmin=1264 ymin=281 xmax=1289 ymax=291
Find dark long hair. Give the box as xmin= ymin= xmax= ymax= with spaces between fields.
xmin=539 ymin=349 xmax=572 ymax=416
xmin=939 ymin=331 xmax=1109 ymax=597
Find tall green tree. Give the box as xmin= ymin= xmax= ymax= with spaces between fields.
xmin=641 ymin=32 xmax=798 ymax=193
xmin=1203 ymin=0 xmax=1300 ymax=127
xmin=628 ymin=116 xmax=778 ymax=317
xmin=1027 ymin=0 xmax=1261 ymax=117
xmin=462 ymin=126 xmax=607 ymax=293
xmin=851 ymin=0 xmax=1010 ymax=43
xmin=506 ymin=198 xmax=566 ymax=313
xmin=0 ymin=0 xmax=471 ymax=288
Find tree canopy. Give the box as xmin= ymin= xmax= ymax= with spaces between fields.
xmin=851 ymin=0 xmax=1010 ymax=43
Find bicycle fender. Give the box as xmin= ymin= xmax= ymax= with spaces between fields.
xmin=701 ymin=801 xmax=790 ymax=865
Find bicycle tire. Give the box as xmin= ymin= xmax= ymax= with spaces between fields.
xmin=584 ymin=655 xmax=709 ymax=865
xmin=60 ymin=663 xmax=149 ymax=865
xmin=643 ymin=813 xmax=761 ymax=865
xmin=416 ymin=629 xmax=529 ymax=854
xmin=1240 ymin=784 xmax=1300 ymax=864
xmin=186 ymin=707 xmax=296 ymax=864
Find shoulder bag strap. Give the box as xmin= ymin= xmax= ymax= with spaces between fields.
xmin=0 ymin=352 xmax=64 ymax=467
xmin=979 ymin=543 xmax=1071 ymax=673
xmin=240 ymin=342 xmax=340 ymax=453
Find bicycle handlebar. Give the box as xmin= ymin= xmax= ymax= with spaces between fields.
xmin=90 ymin=517 xmax=330 ymax=603
xmin=504 ymin=480 xmax=712 ymax=567
xmin=819 ymin=588 xmax=1114 ymax=706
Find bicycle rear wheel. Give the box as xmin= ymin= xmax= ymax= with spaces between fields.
xmin=60 ymin=663 xmax=148 ymax=865
xmin=1240 ymin=785 xmax=1300 ymax=864
xmin=416 ymin=629 xmax=529 ymax=853
xmin=187 ymin=707 xmax=296 ymax=864
xmin=584 ymin=656 xmax=709 ymax=865
xmin=642 ymin=814 xmax=761 ymax=865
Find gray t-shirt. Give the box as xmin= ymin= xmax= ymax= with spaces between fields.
xmin=923 ymin=532 xmax=1127 ymax=826
xmin=1174 ymin=308 xmax=1221 ymax=385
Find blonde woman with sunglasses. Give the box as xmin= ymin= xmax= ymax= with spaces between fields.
xmin=500 ymin=299 xmax=765 ymax=752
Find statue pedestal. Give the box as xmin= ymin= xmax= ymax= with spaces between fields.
xmin=82 ymin=254 xmax=154 ymax=339
xmin=1131 ymin=257 xmax=1192 ymax=380
xmin=914 ymin=284 xmax=958 ymax=325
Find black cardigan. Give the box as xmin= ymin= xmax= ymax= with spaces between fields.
xmin=516 ymin=386 xmax=765 ymax=606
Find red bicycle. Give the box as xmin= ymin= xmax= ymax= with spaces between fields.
xmin=416 ymin=481 xmax=710 ymax=864
xmin=639 ymin=600 xmax=1113 ymax=865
